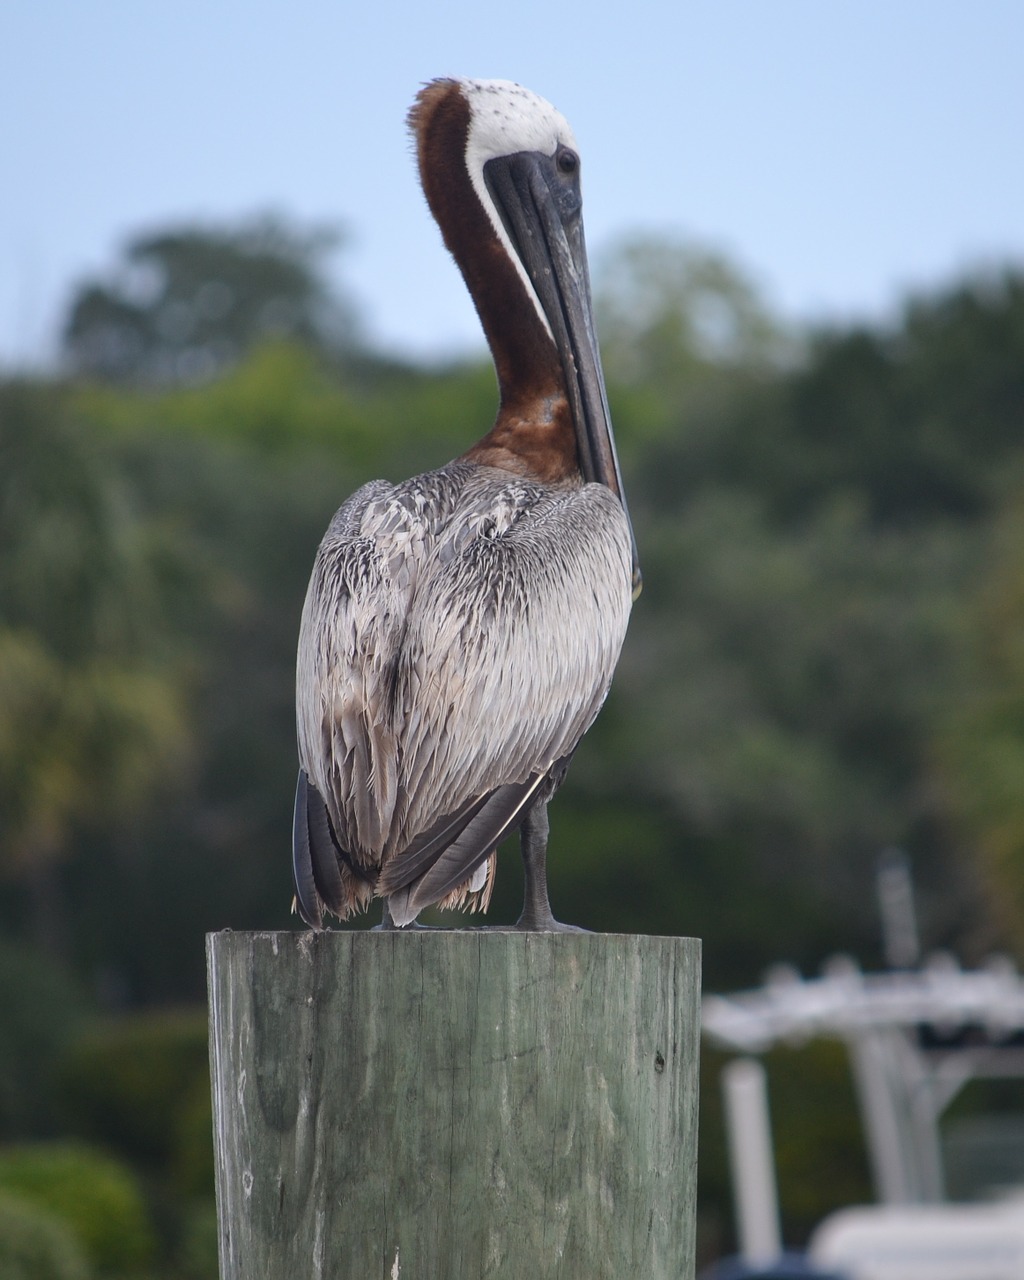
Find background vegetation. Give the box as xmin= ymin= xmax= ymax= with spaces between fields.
xmin=2 ymin=216 xmax=1024 ymax=1274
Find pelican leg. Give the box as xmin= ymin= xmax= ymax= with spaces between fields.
xmin=375 ymin=899 xmax=402 ymax=930
xmin=515 ymin=800 xmax=586 ymax=932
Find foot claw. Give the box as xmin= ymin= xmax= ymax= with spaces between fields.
xmin=513 ymin=914 xmax=589 ymax=933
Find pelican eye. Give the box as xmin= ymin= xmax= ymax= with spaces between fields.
xmin=556 ymin=147 xmax=579 ymax=175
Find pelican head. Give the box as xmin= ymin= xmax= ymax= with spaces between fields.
xmin=409 ymin=78 xmax=641 ymax=596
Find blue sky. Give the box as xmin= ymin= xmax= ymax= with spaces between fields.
xmin=3 ymin=0 xmax=1023 ymax=367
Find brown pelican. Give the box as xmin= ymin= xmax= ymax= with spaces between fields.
xmin=293 ymin=77 xmax=639 ymax=931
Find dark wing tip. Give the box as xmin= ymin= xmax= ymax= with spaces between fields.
xmin=304 ymin=774 xmax=349 ymax=911
xmin=294 ymin=769 xmax=374 ymax=929
xmin=292 ymin=770 xmax=323 ymax=929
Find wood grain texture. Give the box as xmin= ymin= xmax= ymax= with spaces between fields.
xmin=207 ymin=930 xmax=700 ymax=1280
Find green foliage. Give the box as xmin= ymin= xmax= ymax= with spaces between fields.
xmin=57 ymin=1011 xmax=211 ymax=1193
xmin=17 ymin=341 xmax=505 ymax=997
xmin=63 ymin=214 xmax=360 ymax=386
xmin=44 ymin=1012 xmax=215 ymax=1276
xmin=173 ymin=1073 xmax=216 ymax=1202
xmin=0 ymin=1190 xmax=91 ymax=1280
xmin=941 ymin=491 xmax=1024 ymax=951
xmin=9 ymin=233 xmax=1024 ymax=988
xmin=175 ymin=1200 xmax=219 ymax=1280
xmin=767 ymin=1040 xmax=873 ymax=1237
xmin=0 ymin=942 xmax=89 ymax=1141
xmin=596 ymin=233 xmax=789 ymax=396
xmin=0 ymin=1143 xmax=155 ymax=1274
xmin=606 ymin=263 xmax=1024 ymax=971
xmin=682 ymin=272 xmax=1024 ymax=527
xmin=72 ymin=338 xmax=497 ymax=481
xmin=8 ymin=245 xmax=1024 ymax=991
xmin=0 ymin=380 xmax=179 ymax=661
xmin=0 ymin=628 xmax=188 ymax=867
xmin=613 ymin=493 xmax=978 ymax=947
xmin=0 ymin=381 xmax=190 ymax=945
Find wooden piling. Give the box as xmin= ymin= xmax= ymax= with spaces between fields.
xmin=207 ymin=929 xmax=700 ymax=1279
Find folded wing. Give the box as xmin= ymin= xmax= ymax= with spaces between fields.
xmin=294 ymin=462 xmax=632 ymax=924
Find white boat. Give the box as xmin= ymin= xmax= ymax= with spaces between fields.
xmin=701 ymin=855 xmax=1024 ymax=1280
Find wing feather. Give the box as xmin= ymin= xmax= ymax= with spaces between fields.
xmin=291 ymin=770 xmax=322 ymax=928
xmin=384 ymin=773 xmax=550 ymax=927
xmin=389 ymin=475 xmax=632 ymax=844
xmin=295 ymin=462 xmax=632 ymax=921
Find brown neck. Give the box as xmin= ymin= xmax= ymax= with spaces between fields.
xmin=408 ymin=81 xmax=579 ymax=485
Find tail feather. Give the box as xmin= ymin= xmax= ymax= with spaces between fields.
xmin=377 ymin=790 xmax=494 ymax=894
xmin=386 ymin=775 xmax=546 ymax=927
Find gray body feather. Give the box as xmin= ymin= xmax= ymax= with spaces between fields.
xmin=294 ymin=460 xmax=632 ymax=925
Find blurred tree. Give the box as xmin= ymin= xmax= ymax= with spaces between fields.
xmin=3 ymin=250 xmax=1021 ymax=995
xmin=0 ymin=382 xmax=190 ymax=954
xmin=3 ymin=230 xmax=1022 ymax=1276
xmin=605 ymin=487 xmax=984 ymax=973
xmin=594 ymin=232 xmax=793 ymax=463
xmin=0 ymin=1142 xmax=156 ymax=1274
xmin=942 ymin=490 xmax=1024 ymax=952
xmin=584 ymin=260 xmax=1024 ymax=973
xmin=0 ymin=940 xmax=88 ymax=1140
xmin=0 ymin=1190 xmax=90 ymax=1280
xmin=7 ymin=344 xmax=502 ymax=1001
xmin=701 ymin=271 xmax=1024 ymax=527
xmin=62 ymin=215 xmax=362 ymax=385
xmin=596 ymin=233 xmax=788 ymax=386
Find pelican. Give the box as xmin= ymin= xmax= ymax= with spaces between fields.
xmin=292 ymin=77 xmax=639 ymax=931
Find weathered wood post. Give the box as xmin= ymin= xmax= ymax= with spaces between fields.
xmin=207 ymin=930 xmax=700 ymax=1279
